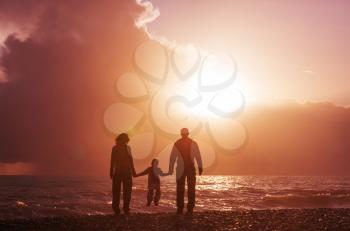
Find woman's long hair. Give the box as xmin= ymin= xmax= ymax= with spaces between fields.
xmin=115 ymin=133 xmax=130 ymax=145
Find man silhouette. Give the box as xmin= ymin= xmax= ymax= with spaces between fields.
xmin=168 ymin=128 xmax=203 ymax=214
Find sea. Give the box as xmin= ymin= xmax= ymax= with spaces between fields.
xmin=1 ymin=175 xmax=350 ymax=220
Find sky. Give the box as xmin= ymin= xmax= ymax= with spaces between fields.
xmin=147 ymin=0 xmax=350 ymax=106
xmin=0 ymin=0 xmax=349 ymax=175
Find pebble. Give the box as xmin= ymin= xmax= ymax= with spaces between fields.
xmin=0 ymin=209 xmax=349 ymax=231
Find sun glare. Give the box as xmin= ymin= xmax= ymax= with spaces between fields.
xmin=169 ymin=52 xmax=245 ymax=120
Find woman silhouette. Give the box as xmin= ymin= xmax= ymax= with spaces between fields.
xmin=110 ymin=133 xmax=136 ymax=215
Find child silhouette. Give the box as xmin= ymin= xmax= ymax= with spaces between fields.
xmin=135 ymin=159 xmax=169 ymax=206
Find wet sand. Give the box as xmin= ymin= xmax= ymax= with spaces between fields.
xmin=1 ymin=208 xmax=350 ymax=230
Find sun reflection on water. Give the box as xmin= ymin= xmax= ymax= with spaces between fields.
xmin=197 ymin=176 xmax=241 ymax=191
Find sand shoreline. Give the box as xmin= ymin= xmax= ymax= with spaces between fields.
xmin=1 ymin=208 xmax=350 ymax=230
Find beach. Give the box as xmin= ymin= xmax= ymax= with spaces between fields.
xmin=1 ymin=208 xmax=350 ymax=231
xmin=1 ymin=176 xmax=350 ymax=230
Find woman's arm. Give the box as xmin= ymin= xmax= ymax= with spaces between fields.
xmin=135 ymin=167 xmax=150 ymax=177
xmin=110 ymin=147 xmax=114 ymax=179
xmin=127 ymin=146 xmax=137 ymax=177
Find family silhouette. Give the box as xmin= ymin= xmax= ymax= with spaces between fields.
xmin=109 ymin=128 xmax=203 ymax=215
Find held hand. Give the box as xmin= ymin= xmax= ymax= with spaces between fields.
xmin=198 ymin=167 xmax=203 ymax=176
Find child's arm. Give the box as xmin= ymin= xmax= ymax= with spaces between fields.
xmin=135 ymin=167 xmax=150 ymax=177
xmin=158 ymin=168 xmax=171 ymax=176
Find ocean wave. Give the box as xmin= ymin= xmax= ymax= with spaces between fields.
xmin=1 ymin=176 xmax=350 ymax=219
xmin=262 ymin=193 xmax=350 ymax=209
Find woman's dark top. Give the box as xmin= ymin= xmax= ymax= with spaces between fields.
xmin=110 ymin=144 xmax=136 ymax=176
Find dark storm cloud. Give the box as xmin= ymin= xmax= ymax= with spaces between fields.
xmin=0 ymin=0 xmax=150 ymax=174
xmin=0 ymin=0 xmax=44 ymax=22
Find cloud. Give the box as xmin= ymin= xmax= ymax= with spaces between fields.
xmin=0 ymin=67 xmax=6 ymax=83
xmin=0 ymin=0 xmax=44 ymax=43
xmin=135 ymin=0 xmax=160 ymax=29
xmin=302 ymin=70 xmax=316 ymax=76
xmin=231 ymin=102 xmax=350 ymax=175
xmin=0 ymin=0 xmax=151 ymax=174
xmin=0 ymin=162 xmax=37 ymax=175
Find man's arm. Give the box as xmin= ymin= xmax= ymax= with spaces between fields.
xmin=110 ymin=147 xmax=114 ymax=179
xmin=168 ymin=144 xmax=178 ymax=174
xmin=193 ymin=142 xmax=203 ymax=175
xmin=159 ymin=168 xmax=171 ymax=176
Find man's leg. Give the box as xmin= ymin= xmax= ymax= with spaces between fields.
xmin=187 ymin=172 xmax=196 ymax=212
xmin=147 ymin=186 xmax=154 ymax=206
xmin=112 ymin=175 xmax=121 ymax=214
xmin=176 ymin=173 xmax=186 ymax=213
xmin=122 ymin=174 xmax=132 ymax=214
xmin=154 ymin=184 xmax=161 ymax=206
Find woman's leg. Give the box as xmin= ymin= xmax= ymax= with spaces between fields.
xmin=112 ymin=175 xmax=121 ymax=214
xmin=122 ymin=174 xmax=132 ymax=214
